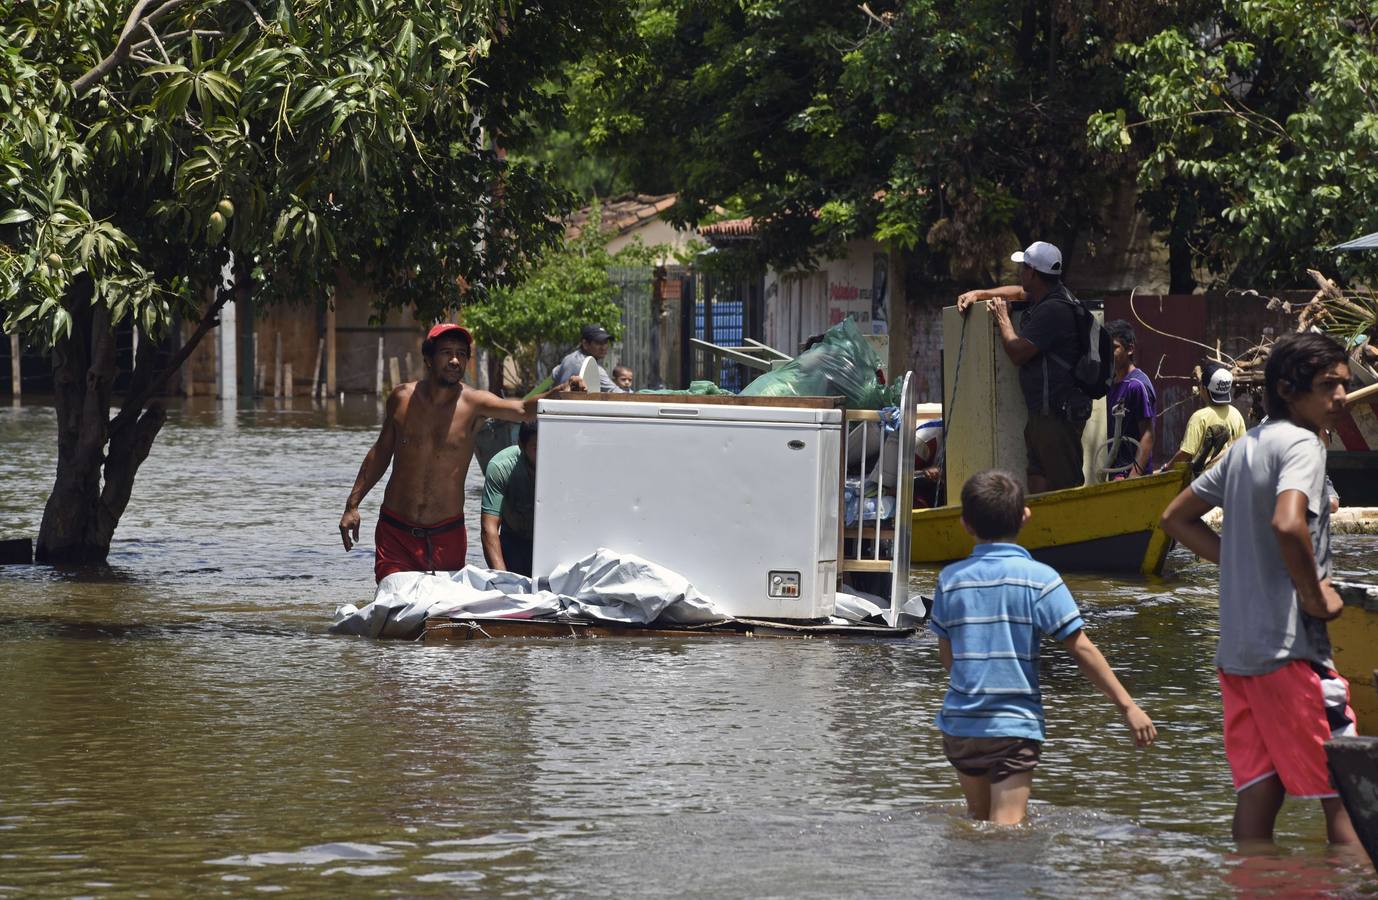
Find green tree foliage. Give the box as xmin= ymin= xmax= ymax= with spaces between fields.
xmin=1089 ymin=1 xmax=1378 ymax=289
xmin=570 ymin=0 xmax=1185 ymax=283
xmin=0 ymin=0 xmax=632 ymax=562
xmin=464 ymin=204 xmax=661 ymax=388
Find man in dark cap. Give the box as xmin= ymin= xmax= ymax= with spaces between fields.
xmin=552 ymin=323 xmax=621 ymax=392
xmin=339 ymin=323 xmax=583 ymax=581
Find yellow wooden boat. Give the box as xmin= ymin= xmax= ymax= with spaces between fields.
xmin=910 ymin=467 xmax=1191 ymax=575
xmin=1333 ymin=582 xmax=1378 ymax=731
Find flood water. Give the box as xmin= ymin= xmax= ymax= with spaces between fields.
xmin=1 ymin=397 xmax=1375 ymax=897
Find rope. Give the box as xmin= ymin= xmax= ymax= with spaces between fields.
xmin=937 ymin=311 xmax=970 ymax=507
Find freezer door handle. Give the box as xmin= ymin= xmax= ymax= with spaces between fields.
xmin=657 ymin=408 xmax=700 ymax=417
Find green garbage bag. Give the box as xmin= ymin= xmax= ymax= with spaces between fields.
xmin=740 ymin=317 xmax=893 ymax=408
xmin=637 ymin=380 xmax=732 ymax=396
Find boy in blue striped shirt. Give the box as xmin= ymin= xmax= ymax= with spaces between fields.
xmin=928 ymin=470 xmax=1157 ymax=824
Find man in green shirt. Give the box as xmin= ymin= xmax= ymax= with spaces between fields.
xmin=480 ymin=421 xmax=538 ymax=575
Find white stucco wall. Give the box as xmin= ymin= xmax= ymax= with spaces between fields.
xmin=605 ymin=219 xmax=697 ymax=266
xmin=764 ymin=239 xmax=894 ymax=360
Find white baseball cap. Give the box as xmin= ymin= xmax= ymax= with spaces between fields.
xmin=1206 ymin=367 xmax=1234 ymax=403
xmin=1011 ymin=241 xmax=1063 ymax=276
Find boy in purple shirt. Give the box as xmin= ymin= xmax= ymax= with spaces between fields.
xmin=1104 ymin=320 xmax=1156 ymax=478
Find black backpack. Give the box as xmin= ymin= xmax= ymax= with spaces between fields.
xmin=1047 ymin=291 xmax=1114 ymax=400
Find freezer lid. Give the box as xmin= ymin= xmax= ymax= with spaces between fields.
xmin=538 ymin=398 xmax=842 ymax=425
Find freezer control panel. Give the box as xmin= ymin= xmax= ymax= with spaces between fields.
xmin=767 ymin=571 xmax=801 ymax=599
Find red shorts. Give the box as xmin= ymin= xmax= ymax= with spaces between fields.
xmin=1218 ymin=660 xmax=1358 ymax=798
xmin=373 ymin=507 xmax=468 ymax=583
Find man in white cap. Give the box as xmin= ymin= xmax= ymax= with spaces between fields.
xmin=1159 ymin=361 xmax=1247 ymax=473
xmin=957 ymin=241 xmax=1090 ymax=492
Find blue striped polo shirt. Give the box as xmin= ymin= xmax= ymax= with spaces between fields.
xmin=926 ymin=543 xmax=1085 ymax=741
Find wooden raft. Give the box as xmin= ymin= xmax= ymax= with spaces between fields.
xmin=422 ymin=616 xmax=915 ymax=643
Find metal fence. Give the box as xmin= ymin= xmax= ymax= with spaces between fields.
xmin=608 ymin=265 xmax=656 ymax=390
xmin=693 ymin=299 xmax=747 ymax=391
xmin=589 ymin=265 xmax=766 ymax=392
xmin=679 ymin=271 xmax=763 ymax=391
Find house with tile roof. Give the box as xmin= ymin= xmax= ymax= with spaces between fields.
xmin=565 ymin=193 xmax=699 ymax=265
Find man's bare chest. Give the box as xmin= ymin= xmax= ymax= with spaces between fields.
xmin=394 ymin=405 xmax=475 ymax=456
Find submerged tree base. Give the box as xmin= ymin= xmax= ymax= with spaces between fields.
xmin=34 ymin=276 xmax=223 ymax=565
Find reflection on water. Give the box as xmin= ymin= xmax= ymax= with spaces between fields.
xmin=1 ymin=398 xmax=1375 ymax=895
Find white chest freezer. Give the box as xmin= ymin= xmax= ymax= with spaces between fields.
xmin=532 ymin=398 xmax=843 ymax=619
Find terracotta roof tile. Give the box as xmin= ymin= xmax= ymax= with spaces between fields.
xmin=698 ymin=217 xmax=756 ymax=239
xmin=566 ymin=193 xmax=678 ymax=239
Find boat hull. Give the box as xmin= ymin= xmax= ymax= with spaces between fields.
xmin=1329 ymin=389 xmax=1378 ymax=505
xmin=1332 ymin=582 xmax=1378 ymax=730
xmin=1328 ymin=450 xmax=1378 ymax=506
xmin=910 ymin=468 xmax=1189 ymax=575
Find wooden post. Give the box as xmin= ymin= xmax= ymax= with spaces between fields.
xmin=218 ymin=287 xmax=236 ymax=400
xmin=257 ymin=363 xmax=265 ymax=395
xmin=310 ymin=337 xmax=324 ymax=398
xmin=9 ymin=332 xmax=20 ymax=398
xmin=389 ymin=356 xmax=402 ymax=392
xmin=325 ymin=301 xmax=337 ymax=397
xmin=251 ymin=332 xmax=259 ymax=397
xmin=274 ymin=331 xmax=283 ymax=398
xmin=405 ymin=351 xmax=418 ymax=382
xmin=283 ymin=362 xmax=293 ymax=398
xmin=375 ymin=336 xmax=384 ymax=395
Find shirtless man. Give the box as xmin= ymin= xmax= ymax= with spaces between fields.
xmin=339 ymin=323 xmax=581 ymax=582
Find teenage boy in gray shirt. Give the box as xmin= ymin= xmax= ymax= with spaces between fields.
xmin=1161 ymin=333 xmax=1357 ymax=847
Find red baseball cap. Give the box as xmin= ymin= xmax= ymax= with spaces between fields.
xmin=426 ymin=323 xmax=473 ymax=348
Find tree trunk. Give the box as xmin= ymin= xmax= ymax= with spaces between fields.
xmin=36 ymin=277 xmax=115 ymax=564
xmin=35 ymin=275 xmax=229 ymax=565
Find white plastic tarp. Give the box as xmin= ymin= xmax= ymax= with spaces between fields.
xmin=832 ymin=588 xmax=929 ymax=627
xmin=330 ymin=547 xmax=727 ymax=640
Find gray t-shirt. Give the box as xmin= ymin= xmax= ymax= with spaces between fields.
xmin=1190 ymin=420 xmax=1333 ymax=675
xmin=551 ymin=349 xmax=620 ymax=392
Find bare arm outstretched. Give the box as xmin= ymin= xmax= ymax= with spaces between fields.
xmin=470 ymin=377 xmax=587 ymax=424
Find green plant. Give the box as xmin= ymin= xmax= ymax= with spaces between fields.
xmin=465 ymin=201 xmax=664 ymax=388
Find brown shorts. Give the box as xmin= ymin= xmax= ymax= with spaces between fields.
xmin=1024 ymin=413 xmax=1085 ymax=490
xmin=942 ymin=734 xmax=1041 ymax=782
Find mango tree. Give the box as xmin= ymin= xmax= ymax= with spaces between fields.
xmin=0 ymin=0 xmax=630 ymax=563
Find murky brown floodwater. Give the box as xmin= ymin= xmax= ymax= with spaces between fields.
xmin=1 ymin=396 xmax=1375 ymax=896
